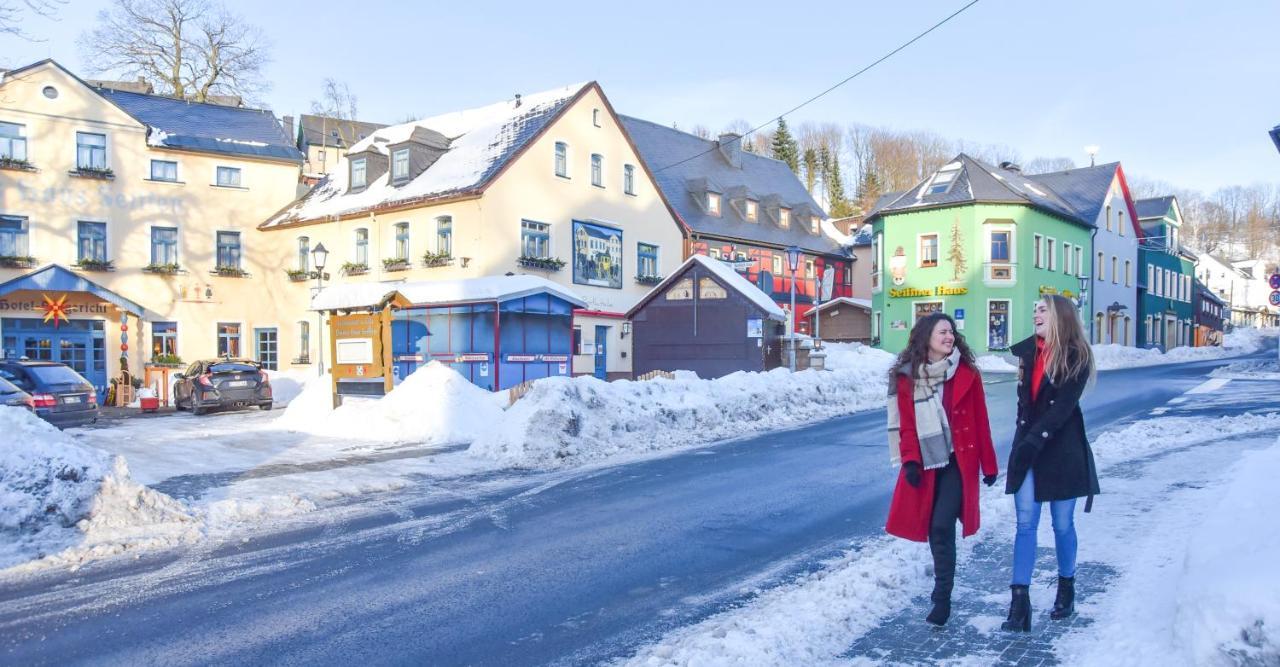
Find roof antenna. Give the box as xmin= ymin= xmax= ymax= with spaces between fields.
xmin=1085 ymin=145 xmax=1099 ymax=167
xmin=514 ymin=93 xmax=522 ymax=108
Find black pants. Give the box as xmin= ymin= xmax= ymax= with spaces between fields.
xmin=928 ymin=456 xmax=963 ymax=599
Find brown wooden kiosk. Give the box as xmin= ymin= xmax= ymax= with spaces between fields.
xmin=626 ymin=254 xmax=787 ymax=379
xmin=312 ymin=287 xmax=412 ymax=407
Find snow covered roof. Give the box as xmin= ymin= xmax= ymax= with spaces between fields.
xmin=264 ymin=82 xmax=591 ymax=228
xmin=627 ymin=254 xmax=786 ymax=320
xmin=310 ymin=275 xmax=587 ymax=311
xmin=804 ymin=296 xmax=872 ymax=317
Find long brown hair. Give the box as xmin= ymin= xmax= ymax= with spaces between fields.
xmin=889 ymin=312 xmax=976 ymax=382
xmin=1040 ymin=294 xmax=1095 ymax=386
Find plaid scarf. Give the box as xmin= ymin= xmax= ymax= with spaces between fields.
xmin=887 ymin=349 xmax=960 ymax=470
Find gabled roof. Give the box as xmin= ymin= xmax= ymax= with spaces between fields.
xmin=96 ymin=88 xmax=302 ymax=163
xmin=310 ymin=275 xmax=587 ymax=312
xmin=1025 ymin=162 xmax=1121 ymax=226
xmin=298 ymin=114 xmax=388 ymax=150
xmin=870 ymin=154 xmax=1084 ymax=226
xmin=0 ymin=264 xmax=147 ymax=317
xmin=625 ymin=254 xmax=786 ymax=320
xmin=618 ymin=115 xmax=841 ymax=257
xmin=1135 ymin=196 xmax=1176 ymax=220
xmin=263 ymin=82 xmax=591 ymax=228
xmin=803 ymin=296 xmax=872 ymax=317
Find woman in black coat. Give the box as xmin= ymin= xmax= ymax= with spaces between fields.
xmin=1002 ymin=295 xmax=1100 ymax=632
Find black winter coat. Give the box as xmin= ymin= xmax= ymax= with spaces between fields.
xmin=1005 ymin=335 xmax=1101 ymax=509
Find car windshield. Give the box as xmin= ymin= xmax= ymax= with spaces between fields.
xmin=26 ymin=365 xmax=89 ymax=386
xmin=209 ymin=362 xmax=260 ymax=374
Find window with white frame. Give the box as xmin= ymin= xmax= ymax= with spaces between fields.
xmin=297 ymin=236 xmax=309 ymax=272
xmin=1097 ymin=251 xmax=1105 ymax=282
xmin=354 ymin=228 xmax=369 ymax=266
xmin=592 ymin=109 xmax=601 ymax=127
xmin=150 ymin=160 xmax=178 ymax=182
xmin=298 ymin=321 xmax=310 ymax=362
xmin=76 ymin=132 xmax=106 ymax=170
xmin=216 ymin=166 xmax=241 ymax=187
xmin=216 ymin=322 xmax=241 ymax=357
xmin=1033 ymin=234 xmax=1044 ymax=268
xmin=391 ymin=148 xmax=410 ymax=182
xmin=919 ymin=234 xmax=939 ymax=267
xmin=1075 ymin=246 xmax=1083 ymax=277
xmin=1125 ymin=259 xmax=1132 ymax=287
xmin=925 ymin=163 xmax=960 ymax=195
xmin=810 ymin=216 xmax=820 ymax=234
xmin=77 ymin=221 xmax=107 ymax=263
xmin=805 ymin=259 xmax=815 ymax=279
xmin=637 ymin=243 xmax=659 ymax=278
xmin=554 ymin=142 xmax=568 ymax=177
xmin=779 ymin=208 xmax=791 ymax=228
xmin=1046 ymin=238 xmax=1056 ymax=271
xmin=437 ymin=216 xmax=452 ymax=256
xmin=1111 ymin=256 xmax=1118 ymax=284
xmin=351 ymin=158 xmax=367 ymax=188
xmin=745 ymin=199 xmax=758 ymax=221
xmin=772 ymin=253 xmax=783 ymax=276
xmin=623 ymin=164 xmax=635 ymax=195
xmin=990 ymin=229 xmax=1011 ymax=262
xmin=150 ymin=226 xmax=177 ymax=265
xmin=1105 ymin=204 xmax=1112 ymax=232
xmin=1148 ymin=265 xmax=1155 ymax=295
xmin=591 ymin=153 xmax=603 ymax=187
xmin=216 ymin=231 xmax=241 ymax=269
xmin=707 ymin=193 xmax=721 ymax=216
xmin=1118 ymin=211 xmax=1125 ymax=236
xmin=1063 ymin=242 xmax=1072 ymax=274
xmin=394 ymin=222 xmax=410 ymax=260
xmin=0 ymin=121 xmax=27 ymax=162
xmin=521 ymin=220 xmax=550 ymax=258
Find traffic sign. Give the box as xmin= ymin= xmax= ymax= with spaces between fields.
xmin=1270 ymin=290 xmax=1280 ymax=307
xmin=1270 ymin=273 xmax=1280 ymax=290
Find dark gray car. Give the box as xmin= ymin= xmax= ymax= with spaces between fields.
xmin=0 ymin=375 xmax=34 ymax=411
xmin=0 ymin=361 xmax=99 ymax=428
xmin=173 ymin=359 xmax=273 ymax=415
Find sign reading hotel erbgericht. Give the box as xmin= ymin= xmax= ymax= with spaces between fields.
xmin=889 ymin=286 xmax=969 ymax=298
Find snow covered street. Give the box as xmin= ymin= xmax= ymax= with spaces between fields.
xmin=0 ymin=334 xmax=1275 ymax=665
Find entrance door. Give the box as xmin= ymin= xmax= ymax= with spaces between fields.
xmin=593 ymin=325 xmax=608 ymax=380
xmin=255 ymin=328 xmax=278 ymax=370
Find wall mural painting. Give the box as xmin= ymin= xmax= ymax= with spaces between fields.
xmin=573 ymin=220 xmax=623 ymax=289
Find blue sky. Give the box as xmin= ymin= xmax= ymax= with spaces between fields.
xmin=4 ymin=0 xmax=1278 ymax=192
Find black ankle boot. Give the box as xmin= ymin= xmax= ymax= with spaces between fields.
xmin=1050 ymin=576 xmax=1075 ymax=620
xmin=1001 ymin=585 xmax=1031 ymax=632
xmin=925 ymin=586 xmax=952 ymax=626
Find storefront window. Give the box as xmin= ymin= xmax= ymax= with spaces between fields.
xmin=217 ymin=322 xmax=241 ymax=357
xmin=151 ymin=321 xmax=178 ymax=358
xmin=988 ymin=301 xmax=1010 ymax=350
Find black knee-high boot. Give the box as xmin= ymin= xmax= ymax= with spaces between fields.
xmin=926 ymin=534 xmax=955 ymax=626
xmin=1050 ymin=576 xmax=1075 ymax=620
xmin=1001 ymin=585 xmax=1031 ymax=632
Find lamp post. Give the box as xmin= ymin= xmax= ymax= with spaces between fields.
xmin=311 ymin=242 xmax=329 ymax=376
xmin=785 ymin=245 xmax=801 ymax=371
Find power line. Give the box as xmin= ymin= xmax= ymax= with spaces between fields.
xmin=654 ymin=0 xmax=982 ymax=174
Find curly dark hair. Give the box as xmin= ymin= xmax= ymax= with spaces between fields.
xmin=887 ymin=311 xmax=977 ymax=383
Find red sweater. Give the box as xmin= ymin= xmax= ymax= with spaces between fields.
xmin=1031 ymin=337 xmax=1047 ymax=402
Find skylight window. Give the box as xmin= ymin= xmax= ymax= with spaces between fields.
xmin=925 ymin=164 xmax=961 ymax=195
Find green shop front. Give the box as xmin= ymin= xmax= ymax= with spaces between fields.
xmin=871 ymin=204 xmax=1092 ymax=355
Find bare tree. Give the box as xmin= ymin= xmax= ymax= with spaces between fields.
xmin=1023 ymin=157 xmax=1077 ymax=174
xmin=78 ymin=0 xmax=270 ymax=103
xmin=0 ymin=0 xmax=62 ymax=39
xmin=690 ymin=124 xmax=712 ymax=140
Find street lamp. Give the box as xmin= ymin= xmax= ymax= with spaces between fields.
xmin=785 ymin=245 xmax=801 ymax=370
xmin=311 ymin=242 xmax=329 ymax=376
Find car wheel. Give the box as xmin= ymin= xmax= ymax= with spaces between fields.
xmin=259 ymin=402 xmax=273 ymax=411
xmin=192 ymin=404 xmax=206 ymax=416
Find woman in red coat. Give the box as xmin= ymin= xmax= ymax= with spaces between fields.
xmin=885 ymin=312 xmax=999 ymax=626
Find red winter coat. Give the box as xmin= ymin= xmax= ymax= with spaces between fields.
xmin=885 ymin=362 xmax=999 ymax=543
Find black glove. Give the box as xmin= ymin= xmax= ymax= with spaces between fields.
xmin=983 ymin=474 xmax=998 ymax=487
xmin=903 ymin=461 xmax=922 ymax=488
xmin=1011 ymin=443 xmax=1037 ymax=470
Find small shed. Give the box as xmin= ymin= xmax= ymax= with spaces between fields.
xmin=312 ymin=275 xmax=586 ymax=392
xmin=626 ymin=254 xmax=787 ymax=379
xmin=803 ymin=297 xmax=873 ymax=343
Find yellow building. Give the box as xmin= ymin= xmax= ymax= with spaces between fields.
xmin=0 ymin=60 xmax=310 ymax=399
xmin=262 ymin=81 xmax=684 ymax=380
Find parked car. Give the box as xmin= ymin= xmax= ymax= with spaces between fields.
xmin=0 ymin=361 xmax=99 ymax=428
xmin=173 ymin=359 xmax=272 ymax=415
xmin=0 ymin=375 xmax=35 ymax=412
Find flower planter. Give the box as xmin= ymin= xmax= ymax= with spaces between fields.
xmin=0 ymin=256 xmax=37 ymax=269
xmin=517 ymin=256 xmax=565 ymax=272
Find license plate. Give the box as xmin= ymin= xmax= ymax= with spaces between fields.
xmin=227 ymin=380 xmax=249 ymax=387
xmin=63 ymin=395 xmax=81 ymax=404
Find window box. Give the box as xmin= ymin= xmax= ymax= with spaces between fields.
xmin=341 ymin=262 xmax=368 ymax=276
xmin=291 ymin=355 xmax=312 ymax=365
xmin=635 ymin=274 xmax=664 ymax=285
xmin=70 ymin=166 xmax=115 ymax=180
xmin=286 ymin=268 xmax=309 ymax=282
xmin=0 ymin=255 xmax=36 ymax=269
xmin=212 ymin=266 xmax=249 ymax=277
xmin=421 ymin=251 xmax=454 ymax=268
xmin=143 ymin=262 xmax=184 ymax=275
xmin=74 ymin=258 xmax=115 ymax=272
xmin=382 ymin=257 xmax=411 ymax=272
xmin=517 ymin=255 xmax=565 ymax=271
xmin=147 ymin=354 xmax=184 ymax=368
xmin=0 ymin=156 xmax=35 ymax=172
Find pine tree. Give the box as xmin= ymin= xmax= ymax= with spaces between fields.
xmin=828 ymin=155 xmax=855 ymax=218
xmin=856 ymin=169 xmax=884 ymax=215
xmin=803 ymin=148 xmax=819 ymax=194
xmin=771 ymin=118 xmax=799 ymax=174
xmin=948 ymin=217 xmax=968 ymax=281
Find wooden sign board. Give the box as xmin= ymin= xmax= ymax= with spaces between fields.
xmin=328 ymin=308 xmax=395 ymax=407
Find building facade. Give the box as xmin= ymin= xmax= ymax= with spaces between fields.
xmin=296 ymin=114 xmax=388 ymax=177
xmin=261 ymin=82 xmax=684 ymax=381
xmin=1136 ymin=197 xmax=1196 ymax=349
xmin=1194 ymin=279 xmax=1226 ymax=345
xmin=0 ymin=60 xmax=306 ymax=398
xmin=620 ymin=116 xmax=852 ymax=335
xmin=867 ymin=155 xmax=1121 ymax=355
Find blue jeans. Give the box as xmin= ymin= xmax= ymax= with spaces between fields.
xmin=1012 ymin=469 xmax=1078 ymax=586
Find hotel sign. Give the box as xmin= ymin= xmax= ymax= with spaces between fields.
xmin=889 ymin=286 xmax=969 ymax=298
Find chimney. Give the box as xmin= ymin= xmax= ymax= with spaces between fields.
xmin=717 ymin=132 xmax=743 ymax=168
xmin=999 ymin=161 xmax=1022 ymax=173
xmin=283 ymin=115 xmax=295 ymax=145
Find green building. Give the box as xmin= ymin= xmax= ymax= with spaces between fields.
xmin=867 ymin=155 xmax=1131 ymax=355
xmin=1135 ymin=197 xmax=1197 ymax=350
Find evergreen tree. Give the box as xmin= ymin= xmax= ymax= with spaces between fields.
xmin=803 ymin=147 xmax=819 ymax=194
xmin=771 ymin=118 xmax=800 ymax=174
xmin=828 ymin=154 xmax=855 ymax=218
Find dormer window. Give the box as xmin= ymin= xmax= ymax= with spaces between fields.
xmin=810 ymin=216 xmax=820 ymax=234
xmin=925 ymin=163 xmax=961 ymax=195
xmin=391 ymin=148 xmax=410 ymax=182
xmin=351 ymin=157 xmax=367 ymax=188
xmin=745 ymin=199 xmax=758 ymax=221
xmin=779 ymin=208 xmax=791 ymax=228
xmin=707 ymin=193 xmax=721 ymax=216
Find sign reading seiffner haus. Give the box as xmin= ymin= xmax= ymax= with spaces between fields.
xmin=865 ymin=154 xmax=1144 ymax=354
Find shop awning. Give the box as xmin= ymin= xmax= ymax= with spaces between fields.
xmin=311 ymin=275 xmax=588 ymax=312
xmin=0 ymin=264 xmax=148 ymax=317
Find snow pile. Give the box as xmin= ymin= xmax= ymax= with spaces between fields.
xmin=267 ymin=369 xmax=317 ymax=407
xmin=1093 ymin=327 xmax=1276 ymax=371
xmin=0 ymin=407 xmax=197 ymax=572
xmin=1210 ymin=358 xmax=1280 ymax=380
xmin=976 ymin=354 xmax=1018 ymax=373
xmin=1089 ymin=412 xmax=1280 ymax=466
xmin=276 ymin=362 xmax=506 ymax=444
xmin=820 ymin=341 xmax=895 ymax=372
xmin=1173 ymin=437 xmax=1280 ymax=665
xmin=476 ymin=354 xmax=894 ymax=469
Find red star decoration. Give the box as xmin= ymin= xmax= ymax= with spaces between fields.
xmin=40 ymin=294 xmax=70 ymax=328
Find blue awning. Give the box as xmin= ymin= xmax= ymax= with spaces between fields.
xmin=0 ymin=264 xmax=148 ymax=317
